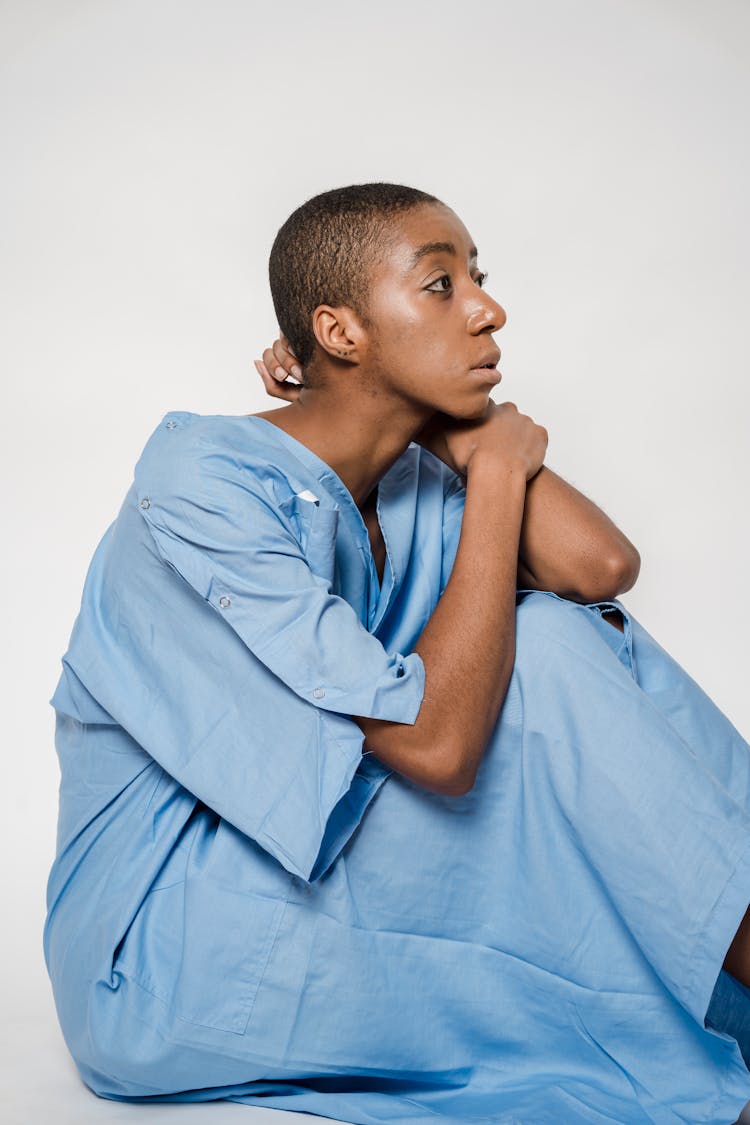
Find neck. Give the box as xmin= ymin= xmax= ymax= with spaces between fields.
xmin=253 ymin=387 xmax=433 ymax=509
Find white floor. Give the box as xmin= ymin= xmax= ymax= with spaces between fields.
xmin=5 ymin=977 xmax=750 ymax=1125
xmin=4 ymin=880 xmax=750 ymax=1125
xmin=2 ymin=980 xmax=343 ymax=1125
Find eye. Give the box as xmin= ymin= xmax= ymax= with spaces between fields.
xmin=424 ymin=270 xmax=489 ymax=294
xmin=425 ymin=274 xmax=452 ymax=293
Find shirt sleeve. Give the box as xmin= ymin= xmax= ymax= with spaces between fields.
xmin=59 ymin=420 xmax=426 ymax=886
xmin=133 ymin=426 xmax=426 ymax=722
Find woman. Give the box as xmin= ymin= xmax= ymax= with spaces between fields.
xmin=45 ymin=183 xmax=750 ymax=1124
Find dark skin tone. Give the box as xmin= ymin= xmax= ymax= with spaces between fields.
xmin=250 ymin=202 xmax=750 ymax=977
xmin=254 ymin=202 xmax=638 ymax=621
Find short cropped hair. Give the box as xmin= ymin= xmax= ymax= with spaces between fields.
xmin=268 ymin=182 xmax=441 ymax=375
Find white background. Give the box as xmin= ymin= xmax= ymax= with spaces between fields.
xmin=1 ymin=1 xmax=748 ymax=1121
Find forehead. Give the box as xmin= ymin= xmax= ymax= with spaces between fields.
xmin=376 ymin=204 xmax=478 ymax=279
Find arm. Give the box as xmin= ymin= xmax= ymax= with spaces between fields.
xmin=515 ymin=465 xmax=640 ymax=603
xmin=252 ymin=341 xmax=639 ymax=604
xmin=251 ymin=343 xmax=545 ymax=795
xmin=353 ymin=452 xmax=531 ymax=798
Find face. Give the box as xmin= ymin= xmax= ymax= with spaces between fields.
xmin=360 ymin=203 xmax=507 ymax=418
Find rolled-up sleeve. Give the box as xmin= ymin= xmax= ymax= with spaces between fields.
xmin=62 ymin=418 xmax=426 ymax=884
xmin=134 ymin=429 xmax=425 ymax=724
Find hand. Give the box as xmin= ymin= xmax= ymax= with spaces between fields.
xmin=414 ymin=400 xmax=548 ymax=482
xmin=253 ymin=334 xmax=303 ymax=402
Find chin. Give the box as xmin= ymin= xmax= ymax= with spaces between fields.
xmin=442 ymin=396 xmax=491 ymax=421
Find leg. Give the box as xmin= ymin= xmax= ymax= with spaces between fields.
xmin=597 ymin=604 xmax=750 ymax=991
xmin=514 ymin=591 xmax=750 ymax=1022
xmin=725 ymin=905 xmax=750 ymax=989
xmin=626 ymin=605 xmax=750 ymax=806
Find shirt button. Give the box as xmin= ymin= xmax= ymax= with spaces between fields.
xmin=312 ymin=687 xmax=326 ymax=699
xmin=218 ymin=596 xmax=231 ymax=609
xmin=165 ymin=420 xmax=177 ymax=430
xmin=140 ymin=498 xmax=151 ymax=509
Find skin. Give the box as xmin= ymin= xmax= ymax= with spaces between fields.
xmin=254 ymin=202 xmax=640 ymax=611
xmin=253 ymin=201 xmax=750 ymax=979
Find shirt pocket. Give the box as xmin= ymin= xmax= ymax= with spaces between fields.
xmin=275 ymin=493 xmax=340 ymax=585
xmin=171 ymin=873 xmax=288 ymax=1035
xmin=114 ymin=872 xmax=288 ymax=1036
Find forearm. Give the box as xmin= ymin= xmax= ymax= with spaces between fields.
xmin=517 ymin=465 xmax=640 ymax=602
xmin=353 ymin=455 xmax=527 ymax=796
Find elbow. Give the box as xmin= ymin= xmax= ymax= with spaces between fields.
xmin=580 ymin=547 xmax=641 ymax=603
xmin=429 ymin=748 xmax=478 ymax=798
xmin=607 ymin=546 xmax=641 ymax=597
xmin=432 ymin=772 xmax=475 ymax=798
xmin=447 ymin=772 xmax=477 ymax=797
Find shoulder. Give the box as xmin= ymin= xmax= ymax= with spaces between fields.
xmin=134 ymin=411 xmax=295 ymax=512
xmin=135 ymin=410 xmax=262 ymax=474
xmin=131 ymin=412 xmax=311 ymax=568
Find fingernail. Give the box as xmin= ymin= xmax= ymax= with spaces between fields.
xmin=291 ymin=364 xmax=302 ymax=379
xmin=275 ymin=366 xmax=287 ymax=382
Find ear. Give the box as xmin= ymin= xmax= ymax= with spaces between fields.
xmin=311 ymin=305 xmax=364 ymax=362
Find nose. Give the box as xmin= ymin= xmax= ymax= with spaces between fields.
xmin=468 ymin=293 xmax=507 ymax=334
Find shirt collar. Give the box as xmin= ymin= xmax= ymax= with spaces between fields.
xmin=244 ymin=416 xmax=420 ymax=633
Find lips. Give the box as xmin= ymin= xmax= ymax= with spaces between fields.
xmin=470 ymin=349 xmax=501 ymax=371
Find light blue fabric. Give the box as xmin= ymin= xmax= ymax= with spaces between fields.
xmin=44 ymin=411 xmax=750 ymax=1124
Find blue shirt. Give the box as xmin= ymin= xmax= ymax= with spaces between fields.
xmin=44 ymin=411 xmax=750 ymax=1124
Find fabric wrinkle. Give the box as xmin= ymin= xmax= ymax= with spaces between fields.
xmin=43 ymin=410 xmax=750 ymax=1125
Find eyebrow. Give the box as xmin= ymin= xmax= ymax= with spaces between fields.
xmin=407 ymin=240 xmax=479 ymax=270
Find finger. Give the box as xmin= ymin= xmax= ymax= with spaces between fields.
xmin=253 ymin=359 xmax=282 ymax=395
xmin=262 ymin=346 xmax=290 ymax=384
xmin=254 ymin=359 xmax=301 ymax=402
xmin=255 ymin=359 xmax=298 ymax=400
xmin=262 ymin=345 xmax=300 ymax=385
xmin=271 ymin=339 xmax=303 ymax=382
xmin=279 ymin=332 xmax=298 ymax=361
